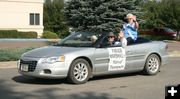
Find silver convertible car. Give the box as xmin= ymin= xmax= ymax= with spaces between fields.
xmin=18 ymin=32 xmax=168 ymax=84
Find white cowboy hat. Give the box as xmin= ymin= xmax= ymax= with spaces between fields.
xmin=125 ymin=13 xmax=134 ymax=19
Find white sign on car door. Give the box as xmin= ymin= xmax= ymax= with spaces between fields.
xmin=108 ymin=47 xmax=126 ymax=71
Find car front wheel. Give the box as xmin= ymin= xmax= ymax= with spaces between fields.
xmin=143 ymin=54 xmax=161 ymax=75
xmin=67 ymin=59 xmax=91 ymax=84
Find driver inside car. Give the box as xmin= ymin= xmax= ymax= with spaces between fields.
xmin=107 ymin=32 xmax=116 ymax=46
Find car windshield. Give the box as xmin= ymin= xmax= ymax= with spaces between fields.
xmin=164 ymin=28 xmax=174 ymax=32
xmin=56 ymin=32 xmax=102 ymax=47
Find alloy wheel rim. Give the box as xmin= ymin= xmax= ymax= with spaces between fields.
xmin=148 ymin=57 xmax=159 ymax=73
xmin=73 ymin=62 xmax=88 ymax=81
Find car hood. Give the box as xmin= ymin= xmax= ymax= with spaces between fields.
xmin=22 ymin=46 xmax=90 ymax=58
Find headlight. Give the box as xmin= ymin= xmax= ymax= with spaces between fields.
xmin=41 ymin=56 xmax=65 ymax=64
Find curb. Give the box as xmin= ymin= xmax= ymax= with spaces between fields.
xmin=0 ymin=52 xmax=180 ymax=69
xmin=0 ymin=61 xmax=17 ymax=69
xmin=163 ymin=40 xmax=180 ymax=43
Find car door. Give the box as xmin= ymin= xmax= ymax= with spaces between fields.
xmin=93 ymin=36 xmax=109 ymax=74
xmin=125 ymin=42 xmax=149 ymax=71
xmin=94 ymin=47 xmax=109 ymax=74
xmin=93 ymin=36 xmax=127 ymax=75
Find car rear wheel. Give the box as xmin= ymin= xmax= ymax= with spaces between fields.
xmin=67 ymin=59 xmax=91 ymax=84
xmin=143 ymin=54 xmax=161 ymax=75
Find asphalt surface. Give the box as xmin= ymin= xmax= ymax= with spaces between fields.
xmin=0 ymin=57 xmax=180 ymax=99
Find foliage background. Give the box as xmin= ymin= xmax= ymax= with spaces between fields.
xmin=44 ymin=0 xmax=179 ymax=38
xmin=142 ymin=0 xmax=180 ymax=32
xmin=44 ymin=0 xmax=69 ymax=38
xmin=64 ymin=0 xmax=142 ymax=33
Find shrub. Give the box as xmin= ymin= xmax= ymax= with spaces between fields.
xmin=58 ymin=30 xmax=70 ymax=38
xmin=18 ymin=31 xmax=37 ymax=38
xmin=0 ymin=30 xmax=17 ymax=38
xmin=0 ymin=47 xmax=40 ymax=61
xmin=0 ymin=30 xmax=37 ymax=38
xmin=42 ymin=31 xmax=59 ymax=39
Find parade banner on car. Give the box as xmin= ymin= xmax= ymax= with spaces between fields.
xmin=108 ymin=47 xmax=126 ymax=71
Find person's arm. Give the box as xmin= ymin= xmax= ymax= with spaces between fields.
xmin=134 ymin=21 xmax=139 ymax=29
xmin=133 ymin=15 xmax=139 ymax=29
xmin=121 ymin=38 xmax=127 ymax=48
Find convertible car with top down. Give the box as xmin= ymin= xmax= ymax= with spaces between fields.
xmin=18 ymin=32 xmax=168 ymax=84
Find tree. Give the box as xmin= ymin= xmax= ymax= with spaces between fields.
xmin=161 ymin=0 xmax=180 ymax=39
xmin=64 ymin=0 xmax=142 ymax=33
xmin=141 ymin=1 xmax=164 ymax=28
xmin=142 ymin=0 xmax=180 ymax=39
xmin=44 ymin=0 xmax=69 ymax=38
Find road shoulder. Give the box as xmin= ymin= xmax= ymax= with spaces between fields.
xmin=0 ymin=61 xmax=18 ymax=69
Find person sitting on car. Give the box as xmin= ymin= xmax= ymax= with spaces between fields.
xmin=122 ymin=13 xmax=139 ymax=44
xmin=91 ymin=35 xmax=98 ymax=43
xmin=114 ymin=30 xmax=127 ymax=47
xmin=107 ymin=32 xmax=116 ymax=46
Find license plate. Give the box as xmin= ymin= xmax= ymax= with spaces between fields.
xmin=20 ymin=64 xmax=29 ymax=72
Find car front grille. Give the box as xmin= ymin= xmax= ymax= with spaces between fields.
xmin=20 ymin=60 xmax=37 ymax=72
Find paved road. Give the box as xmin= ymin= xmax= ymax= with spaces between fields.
xmin=0 ymin=57 xmax=180 ymax=99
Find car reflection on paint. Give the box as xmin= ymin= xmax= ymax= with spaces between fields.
xmin=18 ymin=32 xmax=168 ymax=84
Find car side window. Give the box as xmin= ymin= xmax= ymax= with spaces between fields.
xmin=162 ymin=29 xmax=165 ymax=33
xmin=154 ymin=28 xmax=158 ymax=32
xmin=160 ymin=29 xmax=165 ymax=33
xmin=99 ymin=36 xmax=121 ymax=48
xmin=99 ymin=36 xmax=109 ymax=48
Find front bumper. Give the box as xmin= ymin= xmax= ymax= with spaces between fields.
xmin=18 ymin=57 xmax=71 ymax=79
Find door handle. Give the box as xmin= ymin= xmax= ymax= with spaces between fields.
xmin=127 ymin=51 xmax=132 ymax=54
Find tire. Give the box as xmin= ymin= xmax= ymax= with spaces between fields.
xmin=67 ymin=58 xmax=91 ymax=84
xmin=143 ymin=54 xmax=161 ymax=75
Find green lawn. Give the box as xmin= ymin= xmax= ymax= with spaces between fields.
xmin=0 ymin=46 xmax=40 ymax=61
